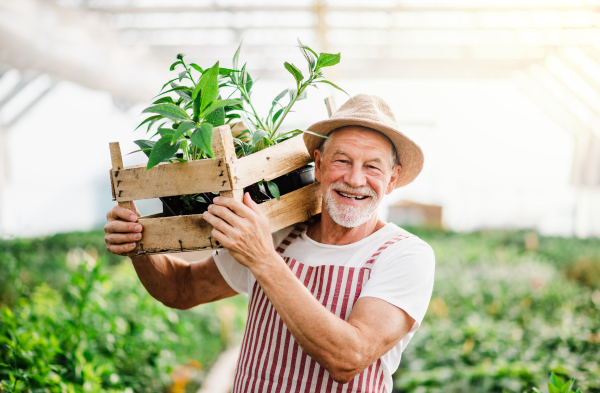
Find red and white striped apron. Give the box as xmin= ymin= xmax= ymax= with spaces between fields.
xmin=232 ymin=221 xmax=413 ymax=393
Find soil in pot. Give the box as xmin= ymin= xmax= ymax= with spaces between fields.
xmin=160 ymin=192 xmax=217 ymax=217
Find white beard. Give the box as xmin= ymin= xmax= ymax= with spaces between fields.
xmin=324 ymin=182 xmax=379 ymax=228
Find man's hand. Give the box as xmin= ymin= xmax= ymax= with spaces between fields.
xmin=202 ymin=192 xmax=276 ymax=269
xmin=104 ymin=201 xmax=143 ymax=255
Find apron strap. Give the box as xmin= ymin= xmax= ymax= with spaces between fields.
xmin=363 ymin=233 xmax=415 ymax=269
xmin=275 ymin=220 xmax=311 ymax=255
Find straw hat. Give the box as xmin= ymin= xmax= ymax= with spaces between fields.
xmin=303 ymin=94 xmax=424 ymax=188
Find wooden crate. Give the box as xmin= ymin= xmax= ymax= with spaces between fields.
xmin=109 ymin=124 xmax=322 ymax=257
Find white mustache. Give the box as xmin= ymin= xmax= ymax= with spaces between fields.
xmin=330 ymin=182 xmax=377 ymax=198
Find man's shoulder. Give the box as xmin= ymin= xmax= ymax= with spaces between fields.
xmin=376 ymin=223 xmax=435 ymax=260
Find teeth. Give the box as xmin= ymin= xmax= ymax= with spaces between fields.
xmin=338 ymin=191 xmax=367 ymax=200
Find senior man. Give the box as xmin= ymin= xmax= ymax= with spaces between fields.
xmin=104 ymin=94 xmax=435 ymax=393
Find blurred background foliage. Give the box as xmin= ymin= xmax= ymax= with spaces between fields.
xmin=1 ymin=227 xmax=599 ymax=392
xmin=0 ymin=232 xmax=247 ymax=392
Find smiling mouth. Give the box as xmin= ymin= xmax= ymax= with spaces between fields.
xmin=335 ymin=190 xmax=370 ymax=200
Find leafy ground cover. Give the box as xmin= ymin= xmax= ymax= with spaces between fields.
xmin=1 ymin=228 xmax=599 ymax=392
xmin=394 ymin=227 xmax=600 ymax=392
xmin=0 ymin=231 xmax=247 ymax=392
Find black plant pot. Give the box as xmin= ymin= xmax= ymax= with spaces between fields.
xmin=268 ymin=165 xmax=316 ymax=198
xmin=160 ymin=193 xmax=216 ymax=217
xmin=160 ymin=166 xmax=316 ymax=217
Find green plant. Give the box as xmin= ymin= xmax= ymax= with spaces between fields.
xmin=133 ymin=54 xmax=242 ymax=170
xmin=0 ymin=233 xmax=248 ymax=392
xmin=227 ymin=39 xmax=345 ymax=199
xmin=533 ymin=373 xmax=583 ymax=393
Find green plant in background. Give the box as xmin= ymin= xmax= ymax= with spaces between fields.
xmin=393 ymin=227 xmax=600 ymax=393
xmin=0 ymin=234 xmax=247 ymax=392
xmin=533 ymin=373 xmax=583 ymax=393
xmin=133 ymin=54 xmax=242 ymax=170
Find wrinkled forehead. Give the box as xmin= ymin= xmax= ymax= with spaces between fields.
xmin=326 ymin=126 xmax=395 ymax=158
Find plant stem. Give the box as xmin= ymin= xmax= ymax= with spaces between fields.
xmin=240 ymin=88 xmax=269 ymax=132
xmin=272 ymin=77 xmax=312 ymax=135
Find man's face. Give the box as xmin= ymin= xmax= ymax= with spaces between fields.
xmin=314 ymin=126 xmax=401 ymax=228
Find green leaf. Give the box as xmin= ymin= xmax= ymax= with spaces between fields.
xmin=206 ymin=106 xmax=225 ymax=127
xmin=284 ymin=62 xmax=304 ymax=84
xmin=142 ymin=104 xmax=189 ymax=121
xmin=147 ymin=137 xmax=180 ymax=170
xmin=169 ymin=61 xmax=181 ymax=71
xmin=134 ymin=115 xmax=161 ymax=131
xmin=299 ymin=129 xmax=331 ymax=139
xmin=272 ymin=108 xmax=284 ymax=124
xmin=561 ymin=380 xmax=574 ymax=393
xmin=549 ymin=385 xmax=561 ymax=393
xmin=289 ymin=89 xmax=307 ymax=101
xmin=233 ymin=41 xmax=243 ymax=76
xmin=551 ymin=373 xmax=564 ymax=388
xmin=157 ymin=126 xmax=176 ymax=137
xmin=169 ymin=83 xmax=192 ymax=101
xmin=317 ymin=80 xmax=349 ymax=96
xmin=133 ymin=140 xmax=156 ymax=158
xmin=266 ymin=181 xmax=280 ymax=200
xmin=152 ymin=96 xmax=175 ymax=105
xmin=316 ymin=52 xmax=341 ymax=69
xmin=170 ymin=120 xmax=195 ymax=145
xmin=200 ymin=99 xmax=242 ymax=118
xmin=252 ymin=129 xmax=268 ymax=146
xmin=191 ymin=123 xmax=214 ymax=158
xmin=178 ymin=70 xmax=187 ymax=82
xmin=272 ymin=88 xmax=290 ymax=108
xmin=159 ymin=77 xmax=179 ymax=93
xmin=193 ymin=90 xmax=202 ymax=122
xmin=194 ymin=61 xmax=219 ymax=112
xmin=219 ymin=67 xmax=239 ymax=76
xmin=190 ymin=63 xmax=203 ymax=73
xmin=245 ymin=71 xmax=253 ymax=93
xmin=195 ymin=195 xmax=208 ymax=203
xmin=298 ymin=38 xmax=316 ymax=71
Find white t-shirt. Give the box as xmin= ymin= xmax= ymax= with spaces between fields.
xmin=213 ymin=222 xmax=435 ymax=393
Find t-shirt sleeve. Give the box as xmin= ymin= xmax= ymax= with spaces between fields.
xmin=211 ymin=224 xmax=296 ymax=297
xmin=212 ymin=248 xmax=252 ymax=296
xmin=358 ymin=239 xmax=435 ymax=333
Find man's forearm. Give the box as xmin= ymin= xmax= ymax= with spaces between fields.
xmin=251 ymin=252 xmax=371 ymax=383
xmin=130 ymin=254 xmax=192 ymax=308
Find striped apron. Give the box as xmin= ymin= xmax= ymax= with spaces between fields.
xmin=232 ymin=221 xmax=413 ymax=393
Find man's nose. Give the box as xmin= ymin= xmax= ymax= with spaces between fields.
xmin=343 ymin=164 xmax=367 ymax=188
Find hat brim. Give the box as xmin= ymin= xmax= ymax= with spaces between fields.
xmin=304 ymin=117 xmax=424 ymax=189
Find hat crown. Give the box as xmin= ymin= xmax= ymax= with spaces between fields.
xmin=332 ymin=94 xmax=399 ymax=130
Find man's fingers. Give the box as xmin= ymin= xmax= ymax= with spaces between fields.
xmin=105 ymin=232 xmax=142 ymax=245
xmin=107 ymin=242 xmax=137 ymax=256
xmin=203 ymin=210 xmax=234 ymax=235
xmin=106 ymin=220 xmax=143 ymax=234
xmin=243 ymin=192 xmax=262 ymax=214
xmin=110 ymin=204 xmax=139 ymax=222
xmin=206 ymin=204 xmax=241 ymax=227
xmin=212 ymin=195 xmax=253 ymax=218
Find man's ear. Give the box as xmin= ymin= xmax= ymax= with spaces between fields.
xmin=385 ymin=165 xmax=402 ymax=195
xmin=314 ymin=149 xmax=322 ymax=182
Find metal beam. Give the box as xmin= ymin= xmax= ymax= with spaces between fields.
xmin=0 ymin=0 xmax=166 ymax=103
xmin=80 ymin=5 xmax=600 ymax=14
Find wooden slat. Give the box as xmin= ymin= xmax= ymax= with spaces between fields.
xmin=325 ymin=96 xmax=337 ymax=117
xmin=126 ymin=182 xmax=322 ymax=256
xmin=260 ymin=182 xmax=323 ymax=232
xmin=228 ymin=136 xmax=312 ymax=189
xmin=113 ymin=158 xmax=231 ymax=201
xmin=109 ymin=142 xmax=131 ymax=210
xmin=213 ymin=124 xmax=244 ymax=202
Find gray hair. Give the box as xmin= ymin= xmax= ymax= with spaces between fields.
xmin=317 ymin=126 xmax=399 ymax=169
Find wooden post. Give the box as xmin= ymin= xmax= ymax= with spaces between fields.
xmin=212 ymin=125 xmax=244 ymax=202
xmin=325 ymin=96 xmax=337 ymax=118
xmin=109 ymin=142 xmax=132 ymax=211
